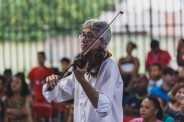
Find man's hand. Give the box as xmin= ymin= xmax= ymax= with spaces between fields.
xmin=46 ymin=74 xmax=58 ymax=90
xmin=74 ymin=63 xmax=88 ymax=83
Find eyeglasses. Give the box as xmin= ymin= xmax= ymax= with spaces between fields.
xmin=79 ymin=33 xmax=97 ymax=41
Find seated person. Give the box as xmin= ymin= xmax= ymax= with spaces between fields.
xmin=2 ymin=73 xmax=33 ymax=122
xmin=150 ymin=67 xmax=176 ymax=103
xmin=165 ymin=83 xmax=184 ymax=121
xmin=129 ymin=95 xmax=163 ymax=122
xmin=158 ymin=97 xmax=174 ymax=122
xmin=148 ymin=63 xmax=163 ymax=91
xmin=124 ymin=75 xmax=149 ymax=117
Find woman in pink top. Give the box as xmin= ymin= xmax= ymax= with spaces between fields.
xmin=130 ymin=95 xmax=163 ymax=122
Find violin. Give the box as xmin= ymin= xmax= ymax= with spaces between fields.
xmin=73 ymin=48 xmax=112 ymax=77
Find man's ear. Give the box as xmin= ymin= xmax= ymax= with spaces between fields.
xmin=100 ymin=38 xmax=107 ymax=48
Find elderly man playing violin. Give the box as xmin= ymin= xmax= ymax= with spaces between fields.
xmin=42 ymin=19 xmax=123 ymax=122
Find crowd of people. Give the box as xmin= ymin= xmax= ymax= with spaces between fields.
xmin=0 ymin=19 xmax=184 ymax=122
xmin=0 ymin=53 xmax=74 ymax=122
xmin=121 ymin=39 xmax=184 ymax=122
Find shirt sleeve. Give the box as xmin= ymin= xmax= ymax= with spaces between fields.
xmin=42 ymin=73 xmax=75 ymax=103
xmin=96 ymin=93 xmax=111 ymax=117
xmin=28 ymin=70 xmax=33 ymax=83
xmin=124 ymin=95 xmax=133 ymax=106
xmin=165 ymin=51 xmax=171 ymax=65
xmin=145 ymin=52 xmax=151 ymax=70
xmin=28 ymin=70 xmax=35 ymax=87
xmin=95 ymin=59 xmax=123 ymax=117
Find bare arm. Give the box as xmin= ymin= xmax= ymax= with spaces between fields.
xmin=6 ymin=108 xmax=26 ymax=117
xmin=132 ymin=58 xmax=140 ymax=76
xmin=6 ymin=96 xmax=33 ymax=117
xmin=74 ymin=66 xmax=99 ymax=109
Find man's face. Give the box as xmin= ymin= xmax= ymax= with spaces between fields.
xmin=37 ymin=54 xmax=45 ymax=66
xmin=149 ymin=66 xmax=162 ymax=80
xmin=61 ymin=62 xmax=70 ymax=71
xmin=80 ymin=28 xmax=104 ymax=51
xmin=152 ymin=47 xmax=159 ymax=53
xmin=133 ymin=78 xmax=148 ymax=93
xmin=163 ymin=74 xmax=176 ymax=86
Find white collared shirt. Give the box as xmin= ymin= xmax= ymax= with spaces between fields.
xmin=148 ymin=78 xmax=163 ymax=91
xmin=42 ymin=58 xmax=123 ymax=122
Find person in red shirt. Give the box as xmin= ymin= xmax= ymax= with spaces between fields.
xmin=28 ymin=51 xmax=53 ymax=103
xmin=145 ymin=39 xmax=171 ymax=71
xmin=28 ymin=52 xmax=53 ymax=121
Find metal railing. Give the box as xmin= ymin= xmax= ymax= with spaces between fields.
xmin=0 ymin=0 xmax=183 ymax=75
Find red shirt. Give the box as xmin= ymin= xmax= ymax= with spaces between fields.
xmin=145 ymin=50 xmax=171 ymax=70
xmin=28 ymin=66 xmax=53 ymax=103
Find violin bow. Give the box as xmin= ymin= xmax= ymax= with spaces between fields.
xmin=57 ymin=11 xmax=124 ymax=81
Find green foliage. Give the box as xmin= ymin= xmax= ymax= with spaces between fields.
xmin=0 ymin=0 xmax=117 ymax=41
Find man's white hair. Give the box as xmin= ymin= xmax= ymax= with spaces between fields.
xmin=83 ymin=19 xmax=111 ymax=45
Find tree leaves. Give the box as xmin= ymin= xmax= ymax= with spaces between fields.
xmin=0 ymin=0 xmax=116 ymax=41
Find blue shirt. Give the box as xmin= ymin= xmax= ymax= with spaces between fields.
xmin=124 ymin=93 xmax=149 ymax=109
xmin=150 ymin=85 xmax=170 ymax=103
